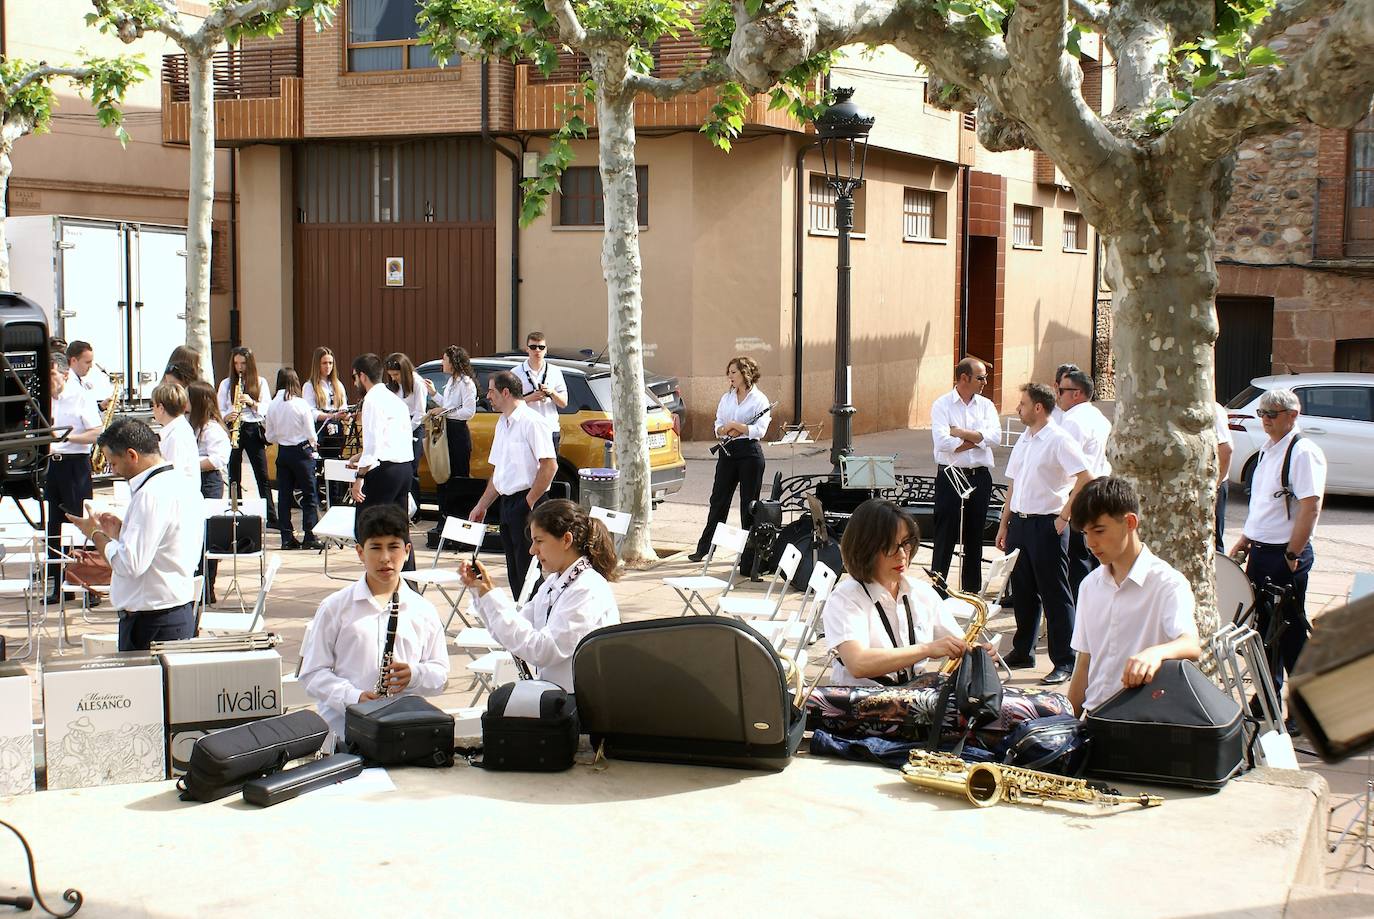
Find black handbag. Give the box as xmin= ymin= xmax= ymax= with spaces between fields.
xmin=178 ymin=710 xmax=329 ymax=802
xmin=1084 ymin=660 xmax=1244 ymax=790
xmin=206 ymin=512 xmax=263 ymax=554
xmin=242 ymin=753 xmax=364 ymax=807
xmin=998 ymin=713 xmax=1090 ymax=776
xmin=344 ymin=695 xmax=454 ymax=768
xmin=479 ymin=681 xmax=579 ymax=772
xmin=926 ymin=647 xmax=1003 ymax=756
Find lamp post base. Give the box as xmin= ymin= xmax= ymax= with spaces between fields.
xmin=830 ymin=403 xmax=856 ymax=471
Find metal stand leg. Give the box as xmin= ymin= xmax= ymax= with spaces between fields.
xmin=1329 ymin=758 xmax=1374 ymax=872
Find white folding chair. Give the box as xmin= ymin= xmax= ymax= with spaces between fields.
xmin=752 ymin=562 xmax=837 ymax=663
xmin=203 ymin=497 xmax=268 ymax=609
xmin=516 ymin=557 xmax=542 ymax=606
xmin=0 ymin=528 xmax=44 ymax=660
xmin=198 ymin=555 xmax=282 ymax=635
xmin=312 ymin=504 xmax=358 ymax=581
xmin=406 ymin=517 xmax=485 ymax=633
xmin=465 ymin=652 xmax=522 ymax=704
xmin=718 ymin=543 xmax=803 ymax=622
xmin=322 ymin=459 xmax=356 ymax=513
xmin=662 ymin=523 xmax=748 ymax=616
xmin=590 ymin=506 xmax=631 ymax=553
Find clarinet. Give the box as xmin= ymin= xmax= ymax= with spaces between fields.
xmin=375 ymin=591 xmax=400 ymax=697
xmin=710 ymin=400 xmax=779 ymax=457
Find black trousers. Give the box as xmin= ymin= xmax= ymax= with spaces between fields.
xmin=118 ymin=601 xmax=195 ymax=651
xmin=229 ymin=421 xmax=276 ymax=520
xmin=45 ymin=454 xmax=93 ymax=592
xmin=198 ymin=469 xmax=223 ymax=599
xmin=276 ymin=444 xmax=320 ymax=542
xmin=930 ymin=465 xmax=993 ymax=593
xmin=440 ymin=419 xmax=473 ymax=521
xmin=695 ymin=441 xmax=765 ymax=557
xmin=318 ymin=423 xmax=347 ymax=506
xmin=409 ymin=424 xmax=424 ymax=512
xmin=1067 ymin=528 xmax=1100 ymax=602
xmin=1246 ymin=542 xmax=1314 ymax=694
xmin=1006 ymin=514 xmax=1076 ymax=668
xmin=361 ymin=460 xmax=415 ymax=571
xmin=1214 ymin=481 xmax=1229 ymax=552
xmin=500 ymin=489 xmax=535 ymax=597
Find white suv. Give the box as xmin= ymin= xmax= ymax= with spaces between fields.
xmin=1225 ymin=372 xmax=1374 ymax=497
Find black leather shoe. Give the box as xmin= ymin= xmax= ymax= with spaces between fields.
xmin=301 ymin=539 xmax=325 ymax=551
xmin=281 ymin=538 xmax=302 ymax=550
xmin=1003 ymin=652 xmax=1036 ymax=669
xmin=1041 ymin=666 xmax=1074 ymax=685
xmin=686 ymin=552 xmax=706 ymax=563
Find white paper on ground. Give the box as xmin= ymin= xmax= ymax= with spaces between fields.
xmin=310 ymin=766 xmax=396 ymax=797
xmin=1259 ymin=730 xmax=1300 ymax=770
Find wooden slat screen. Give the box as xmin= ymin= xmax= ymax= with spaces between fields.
xmin=162 ymin=46 xmax=301 ymax=102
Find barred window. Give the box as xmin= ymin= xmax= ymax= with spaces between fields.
xmin=809 ymin=174 xmax=866 ymax=235
xmin=557 ymin=166 xmax=648 ymax=227
xmin=1013 ymin=204 xmax=1042 ymax=248
xmin=903 ymin=188 xmax=947 ymax=241
xmin=1062 ymin=212 xmax=1086 ymax=251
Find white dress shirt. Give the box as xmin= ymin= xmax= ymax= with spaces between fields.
xmin=1071 ymin=545 xmax=1197 ymax=713
xmin=298 ymin=577 xmax=450 ymax=741
xmin=50 ymin=384 xmax=101 ymax=455
xmin=1060 ymin=401 xmax=1113 ymax=478
xmin=196 ymin=421 xmax=231 ymax=475
xmin=304 ymin=379 xmax=347 ymax=416
xmin=713 ymin=387 xmax=772 ymax=441
xmin=1214 ymin=403 xmax=1233 ymax=474
xmin=474 ymin=557 xmax=620 ymax=690
xmin=394 ymin=371 xmax=428 ymax=429
xmin=490 ymin=402 xmax=556 ymax=495
xmin=823 ymin=575 xmax=961 ymax=686
xmin=104 ymin=462 xmax=203 ymax=612
xmin=356 ymin=383 xmax=414 ymax=469
xmin=518 ymin=359 xmax=568 ymax=435
xmin=158 ymin=414 xmax=201 ymax=486
xmin=75 ymin=364 xmax=114 ymax=403
xmin=217 ymin=375 xmax=272 ymax=424
xmin=1005 ymin=421 xmax=1089 ymax=514
xmin=1243 ymin=426 xmax=1326 ymax=544
xmin=439 ymin=374 xmax=478 ymax=421
xmin=265 ymin=393 xmax=318 ymax=447
xmin=930 ymin=388 xmax=1000 ymax=468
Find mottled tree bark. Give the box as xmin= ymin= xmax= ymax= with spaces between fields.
xmin=0 ymin=131 xmax=19 ymax=291
xmin=184 ymin=48 xmax=215 ymax=379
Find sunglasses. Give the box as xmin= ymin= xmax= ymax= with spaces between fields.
xmin=1057 ymin=387 xmax=1080 ymax=395
xmin=1255 ymin=409 xmax=1289 ymax=419
xmin=527 ymin=344 xmax=547 ymax=351
xmin=975 ymin=375 xmax=988 ymax=381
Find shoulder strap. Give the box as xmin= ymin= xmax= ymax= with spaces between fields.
xmin=1281 ymin=433 xmax=1303 ymax=491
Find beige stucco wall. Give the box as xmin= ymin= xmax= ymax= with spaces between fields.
xmin=236 ymin=145 xmax=293 ymax=380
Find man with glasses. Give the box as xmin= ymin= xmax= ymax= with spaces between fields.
xmin=1051 ymin=363 xmax=1079 ymax=424
xmin=1229 ymin=388 xmax=1325 ymax=709
xmin=930 ymin=356 xmax=1001 ymax=593
xmin=1056 ymin=368 xmax=1113 ymax=598
xmin=997 ymin=382 xmax=1094 ymax=684
xmin=518 ymin=331 xmax=568 ymax=453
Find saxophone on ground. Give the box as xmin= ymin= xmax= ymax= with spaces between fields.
xmin=902 ymin=749 xmax=1163 ymax=809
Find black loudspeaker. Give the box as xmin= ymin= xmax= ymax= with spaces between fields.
xmin=1 ymin=292 xmax=53 ymax=489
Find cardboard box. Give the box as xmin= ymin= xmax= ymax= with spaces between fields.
xmin=0 ymin=662 xmax=35 ymax=795
xmin=42 ymin=653 xmax=166 ymax=790
xmin=162 ymin=650 xmax=282 ymax=776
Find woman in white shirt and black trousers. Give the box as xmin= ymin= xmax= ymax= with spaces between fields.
xmin=690 ymin=355 xmax=772 ymax=562
xmin=265 ymin=368 xmax=322 ymax=550
xmin=427 ymin=345 xmax=478 ymax=528
xmin=460 ymin=499 xmax=620 ymax=690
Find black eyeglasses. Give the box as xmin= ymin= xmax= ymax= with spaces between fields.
xmin=884 ymin=538 xmax=919 ymax=557
xmin=1058 ymin=387 xmax=1080 ymax=395
xmin=975 ymin=375 xmax=988 ymax=381
xmin=527 ymin=344 xmax=546 ymax=351
xmin=1255 ymin=409 xmax=1288 ymax=419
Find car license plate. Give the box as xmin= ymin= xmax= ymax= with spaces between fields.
xmin=647 ymin=432 xmax=668 ymax=450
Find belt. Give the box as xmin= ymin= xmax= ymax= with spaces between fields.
xmin=938 ymin=464 xmax=990 ymax=472
xmin=49 ymin=453 xmax=89 ymax=462
xmin=120 ymin=602 xmax=190 ymax=619
xmin=1012 ymin=512 xmax=1057 ymax=519
xmin=1249 ymin=541 xmax=1290 ymax=550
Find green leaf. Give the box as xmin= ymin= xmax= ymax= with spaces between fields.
xmin=1245 ymin=46 xmax=1284 ymax=68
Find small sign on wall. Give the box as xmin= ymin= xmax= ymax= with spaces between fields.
xmin=385 ymin=257 xmax=405 ymax=287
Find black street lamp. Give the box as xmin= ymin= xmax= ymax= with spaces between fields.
xmin=814 ymin=87 xmax=874 ymax=471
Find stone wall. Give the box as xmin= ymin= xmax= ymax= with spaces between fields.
xmin=1214 ymin=127 xmax=1319 ymax=265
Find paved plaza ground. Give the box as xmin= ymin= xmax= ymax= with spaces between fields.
xmin=4 ymin=424 xmax=1374 ymax=911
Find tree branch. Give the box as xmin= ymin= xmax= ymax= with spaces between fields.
xmin=725 ymin=0 xmax=905 ymax=93
xmin=1163 ymin=0 xmax=1374 ymax=164
xmin=10 ymin=64 xmax=94 ymax=97
xmin=625 ymin=59 xmax=731 ymax=99
xmin=1103 ymin=5 xmax=1172 ymax=116
xmin=544 ymin=0 xmax=587 ymax=47
xmin=1249 ymin=0 xmax=1344 ymax=48
xmin=1067 ymin=0 xmax=1109 ymax=32
xmin=976 ymin=99 xmax=1036 ymax=151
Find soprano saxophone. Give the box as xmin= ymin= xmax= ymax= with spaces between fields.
xmin=902 ymin=749 xmax=1163 ymax=809
xmin=927 ymin=569 xmax=989 ymax=675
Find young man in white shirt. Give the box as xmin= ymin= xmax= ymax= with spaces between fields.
xmin=151 ymin=382 xmax=200 ymax=487
xmin=1066 ymin=476 xmax=1200 ymax=717
xmin=517 ymin=331 xmax=568 ymax=452
xmin=1229 ymin=387 xmax=1326 ymax=699
xmin=349 ymin=353 xmax=417 ymax=569
xmin=46 ymin=352 xmax=103 ymax=603
xmin=471 ymin=370 xmax=557 ymax=598
xmin=929 ymin=356 xmax=1001 ymax=594
xmin=67 ymin=418 xmax=203 ymax=651
xmin=1055 ymin=368 xmax=1113 ymax=599
xmin=996 ymin=382 xmax=1094 ymax=685
xmin=299 ymin=504 xmax=450 ymax=746
xmin=65 ymin=340 xmax=114 ymax=406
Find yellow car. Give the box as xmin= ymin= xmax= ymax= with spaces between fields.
xmin=268 ymin=356 xmax=686 ymax=507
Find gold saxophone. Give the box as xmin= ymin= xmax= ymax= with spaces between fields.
xmin=229 ymin=374 xmax=246 ymax=448
xmin=902 ymin=749 xmax=1163 ymax=809
xmin=928 ymin=570 xmax=990 ymax=675
xmin=90 ymin=373 xmax=123 ymax=476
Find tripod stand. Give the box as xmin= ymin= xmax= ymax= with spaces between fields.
xmin=941 ymin=464 xmax=976 ymax=590
xmin=1329 ymin=755 xmax=1374 ymax=873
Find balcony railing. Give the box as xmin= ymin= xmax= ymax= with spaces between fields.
xmin=160 ymin=45 xmax=304 ymax=145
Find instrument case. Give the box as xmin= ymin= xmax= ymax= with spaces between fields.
xmin=242 ymin=753 xmax=364 ymax=807
xmin=573 ymin=616 xmax=804 ymax=771
xmin=178 ymin=710 xmax=329 ymax=802
xmin=1084 ymin=660 xmax=1244 ymax=790
xmin=480 ymin=680 xmax=578 ymax=771
xmin=206 ymin=512 xmax=263 ymax=554
xmin=344 ymin=695 xmax=454 ymax=768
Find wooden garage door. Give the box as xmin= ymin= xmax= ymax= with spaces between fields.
xmin=1215 ymin=296 xmax=1274 ymax=403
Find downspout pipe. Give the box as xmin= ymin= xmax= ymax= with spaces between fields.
xmin=481 ymin=60 xmax=522 ymax=350
xmin=229 ymin=148 xmax=240 ymax=348
xmin=958 ymin=164 xmax=970 ymax=357
xmin=792 ymin=140 xmax=820 ymax=426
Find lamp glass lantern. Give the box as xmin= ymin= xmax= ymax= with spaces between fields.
xmin=815 ymin=87 xmax=875 ymax=197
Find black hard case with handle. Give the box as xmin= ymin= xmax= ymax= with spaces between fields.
xmin=242 ymin=753 xmax=365 ymax=807
xmin=344 ymin=695 xmax=454 ymax=767
xmin=480 ymin=680 xmax=579 ymax=772
xmin=572 ymin=616 xmax=805 ymax=771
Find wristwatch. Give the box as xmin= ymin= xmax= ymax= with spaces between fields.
xmin=1284 ymin=550 xmax=1299 ymax=561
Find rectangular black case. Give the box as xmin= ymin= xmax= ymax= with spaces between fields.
xmin=206 ymin=513 xmax=263 ymax=554
xmin=178 ymin=710 xmax=329 ymax=802
xmin=1084 ymin=660 xmax=1244 ymax=790
xmin=481 ymin=681 xmax=578 ymax=771
xmin=572 ymin=616 xmax=805 ymax=771
xmin=344 ymin=695 xmax=454 ymax=767
xmin=242 ymin=753 xmax=364 ymax=807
